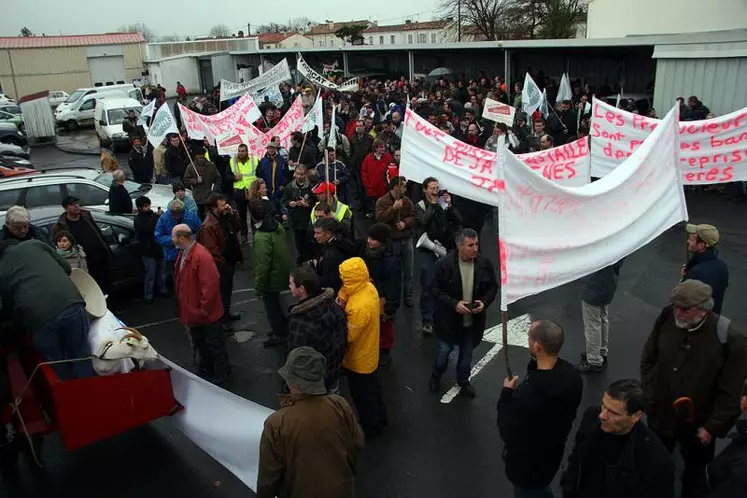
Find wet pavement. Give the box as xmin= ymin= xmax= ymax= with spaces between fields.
xmin=53 ymin=129 xmax=101 ymax=156
xmin=4 ymin=148 xmax=747 ymax=497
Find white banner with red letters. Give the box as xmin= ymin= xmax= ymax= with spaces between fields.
xmin=399 ymin=109 xmax=590 ymax=206
xmin=498 ymin=105 xmax=688 ymax=310
xmin=179 ymin=95 xmax=261 ymax=141
xmin=590 ymin=97 xmax=747 ymax=183
xmin=482 ymin=98 xmax=516 ymax=126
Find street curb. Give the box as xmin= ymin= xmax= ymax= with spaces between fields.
xmin=54 ymin=139 xmax=100 ymax=156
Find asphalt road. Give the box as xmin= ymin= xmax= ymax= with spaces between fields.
xmin=3 ymin=146 xmax=747 ymax=497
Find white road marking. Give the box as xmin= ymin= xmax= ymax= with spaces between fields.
xmin=440 ymin=314 xmax=531 ymax=404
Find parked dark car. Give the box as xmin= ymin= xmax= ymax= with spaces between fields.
xmin=0 ymin=142 xmax=31 ymax=159
xmin=0 ymin=206 xmax=143 ymax=293
xmin=0 ymin=122 xmax=27 ymax=147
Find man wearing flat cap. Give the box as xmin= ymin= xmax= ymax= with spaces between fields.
xmin=257 ymin=347 xmax=364 ymax=498
xmin=641 ymin=280 xmax=747 ymax=498
xmin=682 ymin=223 xmax=728 ymax=314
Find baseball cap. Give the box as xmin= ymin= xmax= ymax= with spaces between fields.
xmin=313 ymin=182 xmax=336 ymax=195
xmin=62 ymin=196 xmax=80 ymax=208
xmin=686 ymin=223 xmax=719 ymax=246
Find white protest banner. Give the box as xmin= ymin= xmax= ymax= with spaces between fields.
xmin=400 ymin=108 xmax=502 ymax=206
xmin=482 ymin=98 xmax=516 ymax=126
xmin=253 ymin=85 xmax=284 ymax=108
xmin=297 ymin=55 xmax=338 ymax=89
xmin=301 ymin=92 xmax=323 ymax=133
xmin=498 ymin=106 xmax=688 ymax=310
xmin=138 ymin=99 xmax=156 ymax=126
xmin=400 ymin=109 xmax=589 ymax=205
xmin=516 ymin=137 xmax=591 ymax=187
xmin=557 ymin=73 xmax=572 ymax=103
xmin=338 ymin=78 xmax=360 ymax=93
xmin=590 ymin=97 xmax=747 ymax=183
xmin=146 ymin=103 xmax=179 ymax=148
xmin=521 ymin=73 xmax=542 ymax=116
xmin=248 ymin=96 xmax=305 ymax=156
xmin=159 ymin=357 xmax=273 ymax=492
xmin=180 ymin=95 xmax=262 ymax=140
xmin=219 ymin=59 xmax=291 ymax=101
xmin=328 ymin=104 xmax=337 ymax=150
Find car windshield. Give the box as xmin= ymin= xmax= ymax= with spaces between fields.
xmin=107 ymin=107 xmax=141 ymax=125
xmin=0 ymin=106 xmax=21 ymax=115
xmin=66 ymin=90 xmax=86 ymax=103
xmin=94 ymin=172 xmax=149 ymax=194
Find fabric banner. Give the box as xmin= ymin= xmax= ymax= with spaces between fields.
xmin=498 ymin=105 xmax=688 ymax=310
xmin=301 ymin=92 xmax=323 ymax=133
xmin=516 ymin=137 xmax=591 ymax=187
xmin=328 ymin=104 xmax=337 ymax=150
xmin=399 ymin=109 xmax=590 ymax=206
xmin=138 ymin=99 xmax=156 ymax=126
xmin=482 ymin=99 xmax=515 ymax=126
xmin=146 ymin=103 xmax=179 ymax=148
xmin=557 ymin=73 xmax=572 ymax=103
xmin=521 ymin=73 xmax=542 ymax=117
xmin=540 ymin=89 xmax=549 ymax=119
xmin=297 ymin=55 xmax=358 ymax=91
xmin=219 ymin=59 xmax=292 ymax=101
xmin=590 ymin=97 xmax=747 ymax=183
xmin=159 ymin=357 xmax=273 ymax=492
xmin=180 ymin=95 xmax=262 ymax=141
xmin=245 ymin=95 xmax=305 ymax=156
xmin=253 ymin=85 xmax=284 ymax=108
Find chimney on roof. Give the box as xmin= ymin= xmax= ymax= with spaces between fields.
xmin=405 ymin=20 xmax=411 ymax=24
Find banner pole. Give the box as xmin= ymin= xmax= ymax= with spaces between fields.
xmin=180 ymin=135 xmax=200 ymax=180
xmin=296 ymin=132 xmax=308 ymax=164
xmin=502 ymin=311 xmax=513 ymax=378
xmin=324 ymin=149 xmax=331 ymax=205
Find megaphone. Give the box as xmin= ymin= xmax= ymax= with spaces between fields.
xmin=70 ymin=268 xmax=107 ymax=318
xmin=416 ymin=232 xmax=447 ymax=258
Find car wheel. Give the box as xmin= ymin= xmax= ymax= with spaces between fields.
xmin=65 ymin=120 xmax=78 ymax=131
xmin=0 ymin=137 xmax=20 ymax=146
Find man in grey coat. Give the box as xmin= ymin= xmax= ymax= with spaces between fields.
xmin=576 ymin=260 xmax=623 ymax=373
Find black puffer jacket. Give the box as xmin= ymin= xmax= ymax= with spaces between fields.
xmin=581 ymin=259 xmax=624 ymax=306
xmin=497 ymin=358 xmax=583 ymax=488
xmin=414 ymin=199 xmax=462 ymax=251
xmin=705 ymin=419 xmax=747 ymax=497
xmin=286 ymin=288 xmax=347 ymax=390
xmin=316 ymin=235 xmax=358 ymax=293
xmin=361 ymin=242 xmax=401 ymax=316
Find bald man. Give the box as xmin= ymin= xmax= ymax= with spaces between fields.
xmin=497 ymin=320 xmax=583 ymax=496
xmin=173 ymin=223 xmax=231 ymax=384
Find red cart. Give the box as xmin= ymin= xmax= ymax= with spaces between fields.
xmin=1 ymin=339 xmax=181 ymax=468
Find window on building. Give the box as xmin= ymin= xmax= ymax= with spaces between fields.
xmin=391 ymin=35 xmax=395 ymax=44
xmin=367 ymin=36 xmax=372 ymax=45
xmin=431 ymin=33 xmax=437 ymax=43
xmin=408 ymin=34 xmax=413 ymax=44
xmin=379 ymin=36 xmax=384 ymax=45
xmin=329 ymin=39 xmax=334 ymax=47
xmin=418 ymin=34 xmax=426 ymax=43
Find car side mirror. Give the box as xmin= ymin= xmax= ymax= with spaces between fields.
xmin=99 ymin=120 xmax=106 ymax=126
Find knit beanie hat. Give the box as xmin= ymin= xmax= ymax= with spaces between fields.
xmin=367 ymin=223 xmax=392 ymax=244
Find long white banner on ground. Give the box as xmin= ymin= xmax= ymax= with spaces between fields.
xmin=219 ymin=59 xmax=292 ymax=101
xmin=159 ymin=357 xmax=273 ymax=492
xmin=399 ymin=109 xmax=590 ymax=206
xmin=590 ymin=97 xmax=747 ymax=183
xmin=498 ymin=105 xmax=689 ymax=310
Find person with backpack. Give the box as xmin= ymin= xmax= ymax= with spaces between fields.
xmin=640 ymin=279 xmax=747 ymax=498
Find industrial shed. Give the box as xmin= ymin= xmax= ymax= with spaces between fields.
xmin=0 ymin=33 xmax=146 ymax=100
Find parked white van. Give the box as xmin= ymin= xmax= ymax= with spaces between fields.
xmin=55 ymin=92 xmax=130 ymax=130
xmin=95 ymin=98 xmax=143 ymax=149
xmin=55 ymin=84 xmax=143 ymax=116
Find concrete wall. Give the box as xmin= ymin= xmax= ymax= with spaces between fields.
xmin=149 ymin=57 xmax=201 ymax=97
xmin=586 ymin=0 xmax=747 ymax=38
xmin=211 ymin=54 xmax=235 ymax=86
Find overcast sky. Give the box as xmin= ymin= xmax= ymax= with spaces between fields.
xmin=4 ymin=0 xmax=442 ymax=38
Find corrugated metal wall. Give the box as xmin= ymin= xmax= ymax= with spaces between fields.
xmin=654 ymin=58 xmax=747 ymax=116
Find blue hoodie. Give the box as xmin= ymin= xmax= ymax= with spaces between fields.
xmin=154 ymin=208 xmax=202 ymax=261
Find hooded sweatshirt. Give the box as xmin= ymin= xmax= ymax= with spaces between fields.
xmin=497 ymin=358 xmax=583 ymax=488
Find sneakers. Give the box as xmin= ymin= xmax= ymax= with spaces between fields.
xmin=580 ymin=352 xmax=608 ymax=367
xmin=428 ymin=374 xmax=441 ymax=393
xmin=263 ymin=335 xmax=286 ymax=348
xmin=576 ymin=358 xmax=603 ymax=374
xmin=422 ymin=324 xmax=433 ymax=336
xmin=459 ymin=382 xmax=476 ymax=398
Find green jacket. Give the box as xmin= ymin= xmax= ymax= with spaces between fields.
xmin=252 ymin=218 xmax=291 ymax=295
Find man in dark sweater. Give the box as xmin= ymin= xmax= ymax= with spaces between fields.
xmin=498 ymin=320 xmax=583 ymax=497
xmin=133 ymin=196 xmax=167 ymax=304
xmin=108 ymin=169 xmax=133 ymax=215
xmin=561 ymin=379 xmax=674 ymax=498
xmin=682 ymin=223 xmax=728 ymax=314
xmin=0 ymin=239 xmax=93 ymax=379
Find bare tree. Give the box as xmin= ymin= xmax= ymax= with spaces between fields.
xmin=536 ymin=0 xmax=587 ymax=39
xmin=256 ymin=17 xmax=317 ymax=34
xmin=119 ymin=22 xmax=156 ymax=43
xmin=159 ymin=34 xmax=183 ymax=42
xmin=209 ymin=24 xmax=232 ymax=38
xmin=19 ymin=27 xmax=33 ymax=37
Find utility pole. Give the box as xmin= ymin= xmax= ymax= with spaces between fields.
xmin=247 ymin=23 xmax=251 ymax=36
xmin=457 ymin=2 xmax=462 ymax=42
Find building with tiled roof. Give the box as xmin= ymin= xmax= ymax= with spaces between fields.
xmin=258 ymin=32 xmax=313 ymax=50
xmin=305 ymin=20 xmax=374 ymax=48
xmin=363 ymin=19 xmax=454 ymax=46
xmin=0 ymin=32 xmax=147 ymax=100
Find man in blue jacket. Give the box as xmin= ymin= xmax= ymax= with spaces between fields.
xmin=682 ymin=223 xmax=728 ymax=314
xmin=258 ymin=141 xmax=288 ymax=215
xmin=155 ymin=198 xmax=201 ymax=283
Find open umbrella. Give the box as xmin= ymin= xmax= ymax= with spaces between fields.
xmin=428 ymin=67 xmax=454 ymax=78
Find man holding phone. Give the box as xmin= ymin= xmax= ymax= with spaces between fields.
xmin=428 ymin=228 xmax=498 ymax=398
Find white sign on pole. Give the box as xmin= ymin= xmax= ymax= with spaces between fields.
xmin=590 ymin=97 xmax=747 ymax=184
xmin=220 ymin=59 xmax=292 ymax=101
xmin=498 ymin=105 xmax=688 ymax=310
xmin=301 ymin=92 xmax=323 ymax=133
xmin=482 ymin=99 xmax=516 ymax=126
xmin=146 ymin=103 xmax=179 ymax=148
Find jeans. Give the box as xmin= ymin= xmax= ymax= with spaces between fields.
xmin=189 ymin=321 xmax=231 ymax=379
xmin=432 ymin=331 xmax=475 ymax=384
xmin=34 ymin=303 xmax=94 ymax=380
xmin=142 ymin=256 xmax=167 ymax=300
xmin=219 ymin=264 xmax=235 ymax=321
xmin=346 ymin=368 xmax=387 ymax=436
xmin=514 ymin=487 xmax=554 ymax=498
xmin=419 ymin=250 xmax=438 ymax=325
xmin=581 ymin=301 xmax=609 ymax=366
xmin=263 ymin=291 xmax=287 ymax=337
xmin=393 ymin=237 xmax=414 ymax=299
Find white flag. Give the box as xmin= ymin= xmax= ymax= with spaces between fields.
xmin=521 ymin=73 xmax=542 ymax=117
xmin=557 ymin=73 xmax=572 ymax=103
xmin=497 ymin=105 xmax=687 ymax=309
xmin=301 ymin=92 xmax=323 ymax=133
xmin=146 ymin=103 xmax=179 ymax=148
xmin=328 ymin=104 xmax=337 ymax=150
xmin=615 ymin=93 xmax=621 ymax=108
xmin=540 ymin=89 xmax=549 ymax=119
xmin=138 ymin=99 xmax=156 ymax=126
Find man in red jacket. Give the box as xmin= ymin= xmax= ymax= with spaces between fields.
xmin=361 ymin=140 xmax=392 ymax=217
xmin=173 ymin=223 xmax=231 ymax=384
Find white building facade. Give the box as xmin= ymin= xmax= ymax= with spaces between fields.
xmin=364 ymin=20 xmax=452 ymax=46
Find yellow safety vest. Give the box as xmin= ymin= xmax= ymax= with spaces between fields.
xmin=311 ymin=200 xmax=350 ymax=223
xmin=229 ymin=156 xmax=258 ymax=190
